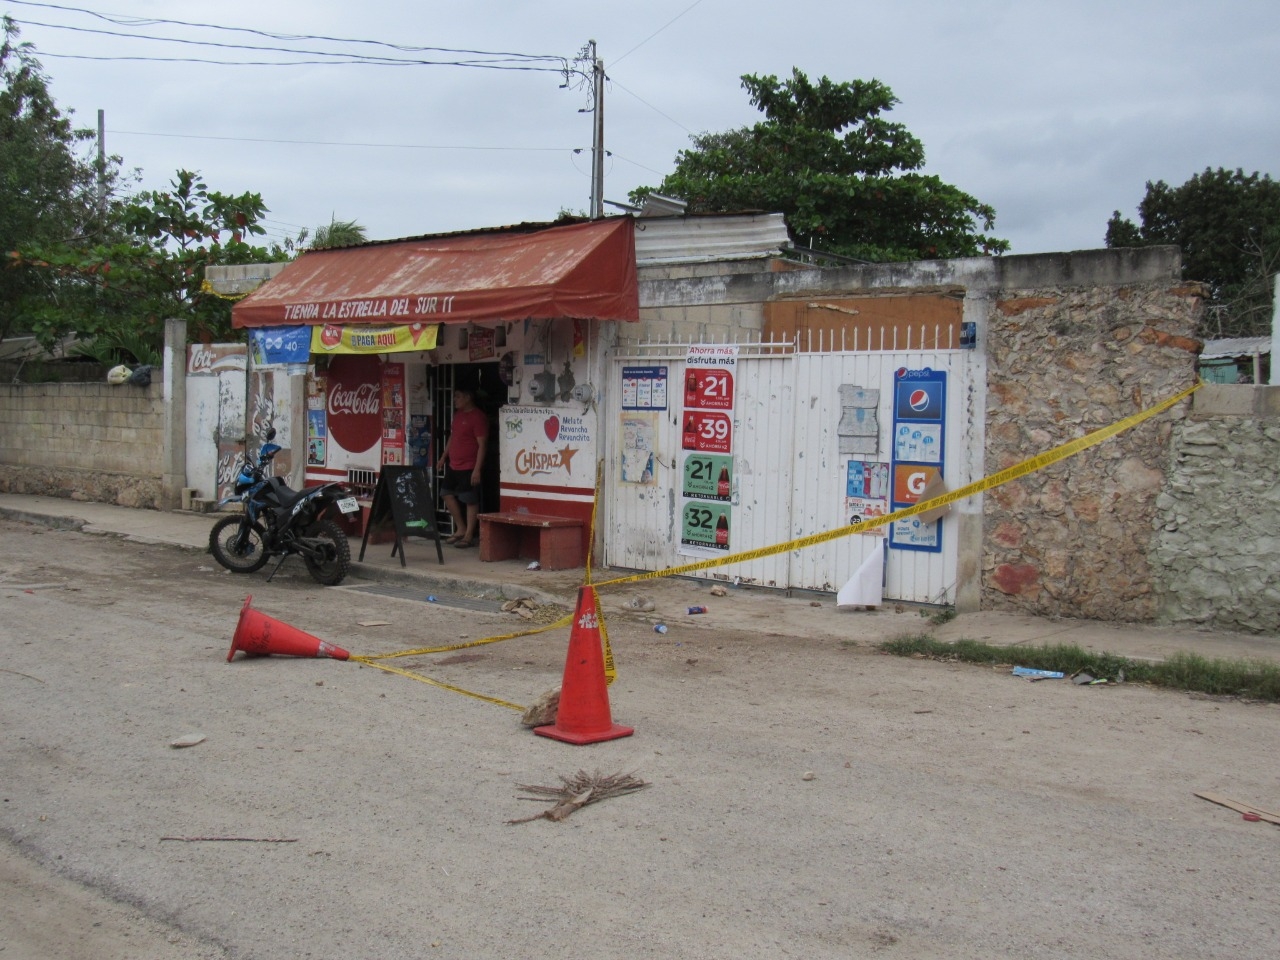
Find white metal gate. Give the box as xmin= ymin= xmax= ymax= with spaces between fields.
xmin=604 ymin=339 xmax=981 ymax=603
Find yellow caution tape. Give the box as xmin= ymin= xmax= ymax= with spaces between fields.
xmin=593 ymin=380 xmax=1201 ymax=589
xmin=349 ymin=380 xmax=1200 ymax=711
xmin=593 ymin=585 xmax=618 ymax=686
xmin=357 ymin=613 xmax=573 ymax=661
xmin=350 ymin=656 xmax=525 ymax=711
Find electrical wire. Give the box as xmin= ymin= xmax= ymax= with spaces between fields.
xmin=6 ymin=1 xmax=567 ymax=67
xmin=110 ymin=129 xmax=569 ymax=152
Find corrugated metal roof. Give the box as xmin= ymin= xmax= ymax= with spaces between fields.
xmin=1201 ymin=336 xmax=1272 ymax=359
xmin=634 ymin=212 xmax=791 ymax=264
xmin=231 ymin=217 xmax=638 ymax=328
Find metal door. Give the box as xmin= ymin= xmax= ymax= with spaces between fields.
xmin=604 ymin=339 xmax=979 ymax=603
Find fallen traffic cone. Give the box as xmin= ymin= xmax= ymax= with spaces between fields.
xmin=227 ymin=595 xmax=350 ymax=662
xmin=535 ymin=586 xmax=633 ymax=744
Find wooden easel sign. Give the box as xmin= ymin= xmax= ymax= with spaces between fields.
xmin=357 ymin=466 xmax=444 ymax=566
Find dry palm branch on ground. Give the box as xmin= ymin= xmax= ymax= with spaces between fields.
xmin=507 ymin=770 xmax=649 ymax=824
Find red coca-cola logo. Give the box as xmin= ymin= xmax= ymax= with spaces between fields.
xmin=325 ymin=355 xmax=381 ymax=453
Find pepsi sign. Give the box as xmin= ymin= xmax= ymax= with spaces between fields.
xmin=894 ymin=369 xmax=944 ymax=422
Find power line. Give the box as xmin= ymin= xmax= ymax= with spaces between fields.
xmin=110 ymin=129 xmax=570 ymax=152
xmin=612 ymin=0 xmax=709 ymax=67
xmin=7 ymin=1 xmax=567 ymax=67
xmin=607 ymin=76 xmax=696 ymax=136
xmin=13 ymin=19 xmax=567 ymax=70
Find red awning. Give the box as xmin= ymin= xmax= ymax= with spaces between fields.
xmin=232 ymin=217 xmax=639 ymax=329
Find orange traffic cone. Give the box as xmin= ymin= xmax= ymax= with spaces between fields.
xmin=227 ymin=596 xmax=350 ymax=662
xmin=535 ymin=586 xmax=633 ymax=744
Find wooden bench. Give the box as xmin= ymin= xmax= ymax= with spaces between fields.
xmin=478 ymin=512 xmax=584 ymax=570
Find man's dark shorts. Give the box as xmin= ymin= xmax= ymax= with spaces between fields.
xmin=440 ymin=467 xmax=479 ymax=505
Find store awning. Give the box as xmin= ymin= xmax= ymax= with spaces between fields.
xmin=232 ymin=217 xmax=639 ymax=329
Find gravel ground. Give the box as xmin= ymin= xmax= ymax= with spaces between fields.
xmin=2 ymin=517 xmax=1279 ymax=959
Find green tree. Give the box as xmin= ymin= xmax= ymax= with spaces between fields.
xmin=631 ymin=69 xmax=1008 ymax=262
xmin=309 ymin=216 xmax=367 ymax=249
xmin=15 ymin=169 xmax=273 ymax=357
xmin=0 ymin=16 xmax=121 ymax=345
xmin=1106 ymin=168 xmax=1280 ymax=339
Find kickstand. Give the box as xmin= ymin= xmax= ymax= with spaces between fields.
xmin=265 ymin=554 xmax=289 ymax=583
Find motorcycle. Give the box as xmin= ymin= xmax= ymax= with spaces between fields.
xmin=209 ymin=428 xmax=360 ymax=586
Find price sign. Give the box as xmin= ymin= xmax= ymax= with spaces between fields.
xmin=682 ymin=367 xmax=735 ymax=410
xmin=682 ymin=453 xmax=733 ymax=502
xmin=681 ymin=502 xmax=731 ymax=551
xmin=680 ymin=410 xmax=733 ymax=453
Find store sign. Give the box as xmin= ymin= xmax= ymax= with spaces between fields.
xmin=310 ymin=322 xmax=439 ymax=355
xmin=325 ymin=355 xmax=382 ymax=453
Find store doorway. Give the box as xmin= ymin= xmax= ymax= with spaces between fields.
xmin=434 ymin=361 xmax=503 ymax=534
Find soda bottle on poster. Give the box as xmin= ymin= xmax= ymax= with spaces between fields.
xmin=715 ymin=512 xmax=729 ymax=546
xmin=717 ymin=466 xmax=730 ymax=497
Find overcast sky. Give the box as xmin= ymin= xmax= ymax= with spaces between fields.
xmin=7 ymin=0 xmax=1279 ymax=256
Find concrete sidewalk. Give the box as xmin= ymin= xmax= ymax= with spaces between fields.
xmin=2 ymin=492 xmax=1278 ymax=666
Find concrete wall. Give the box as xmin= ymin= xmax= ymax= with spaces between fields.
xmin=633 ymin=246 xmax=1265 ymax=628
xmin=1153 ymin=385 xmax=1280 ymax=633
xmin=0 ymin=380 xmax=166 ymax=507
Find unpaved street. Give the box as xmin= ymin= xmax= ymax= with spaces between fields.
xmin=2 ymin=517 xmax=1278 ymax=959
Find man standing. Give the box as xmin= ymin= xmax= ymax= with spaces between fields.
xmin=436 ymin=386 xmax=489 ymax=547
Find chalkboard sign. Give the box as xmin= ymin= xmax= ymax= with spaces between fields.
xmin=358 ymin=466 xmax=443 ymax=566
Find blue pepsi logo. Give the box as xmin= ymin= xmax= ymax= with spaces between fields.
xmin=909 ymin=389 xmax=931 ymax=412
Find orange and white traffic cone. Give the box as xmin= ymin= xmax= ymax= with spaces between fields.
xmin=535 ymin=586 xmax=633 ymax=744
xmin=227 ymin=596 xmax=350 ymax=662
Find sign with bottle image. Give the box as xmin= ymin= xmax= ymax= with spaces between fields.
xmin=683 ymin=454 xmax=733 ymax=502
xmin=890 ymin=367 xmax=946 ymax=553
xmin=681 ymin=502 xmax=731 ymax=551
xmin=681 ymin=410 xmax=733 ymax=453
xmin=679 ymin=345 xmax=739 ymax=557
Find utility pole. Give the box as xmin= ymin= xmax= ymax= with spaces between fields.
xmin=96 ymin=108 xmax=107 ymax=219
xmin=589 ymin=41 xmax=604 ymax=220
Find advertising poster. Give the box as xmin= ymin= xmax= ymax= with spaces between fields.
xmin=845 ymin=459 xmax=890 ymax=535
xmin=408 ymin=414 xmax=432 ymax=469
xmin=380 ymin=361 xmax=406 ymax=466
xmin=620 ymin=414 xmax=657 ymax=485
xmin=250 ymin=326 xmax=312 ymax=367
xmin=307 ymin=409 xmax=327 ymax=466
xmin=469 ymin=327 xmax=496 ymax=361
xmin=683 ymin=453 xmax=733 ymax=502
xmin=621 ymin=365 xmax=669 ymax=411
xmin=499 ymin=405 xmax=596 ymax=485
xmin=680 ymin=345 xmax=738 ymax=556
xmin=889 ymin=367 xmax=946 ymax=553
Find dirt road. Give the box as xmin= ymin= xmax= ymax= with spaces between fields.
xmin=2 ymin=517 xmax=1278 ymax=959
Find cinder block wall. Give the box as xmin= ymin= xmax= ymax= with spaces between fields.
xmin=0 ymin=382 xmax=166 ymax=507
xmin=1153 ymin=385 xmax=1280 ymax=634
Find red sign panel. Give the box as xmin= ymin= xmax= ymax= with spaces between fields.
xmin=682 ymin=367 xmax=735 ymax=410
xmin=325 ymin=354 xmax=382 ymax=454
xmin=681 ymin=410 xmax=733 ymax=453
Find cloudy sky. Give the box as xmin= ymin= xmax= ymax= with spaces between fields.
xmin=7 ymin=0 xmax=1279 ymax=256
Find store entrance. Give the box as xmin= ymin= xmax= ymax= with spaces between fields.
xmin=434 ymin=361 xmax=504 ymax=534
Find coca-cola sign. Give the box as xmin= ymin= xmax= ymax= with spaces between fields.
xmin=324 ymin=355 xmax=381 ymax=453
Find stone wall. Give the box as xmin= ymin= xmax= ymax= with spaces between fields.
xmin=0 ymin=381 xmax=166 ymax=508
xmin=1152 ymin=386 xmax=1280 ymax=633
xmin=982 ymin=282 xmax=1203 ymax=620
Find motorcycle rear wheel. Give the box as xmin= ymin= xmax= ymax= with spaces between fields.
xmin=209 ymin=515 xmax=270 ymax=573
xmin=302 ymin=519 xmax=350 ymax=586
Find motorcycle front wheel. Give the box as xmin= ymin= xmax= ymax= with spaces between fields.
xmin=302 ymin=519 xmax=350 ymax=586
xmin=209 ymin=515 xmax=270 ymax=573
